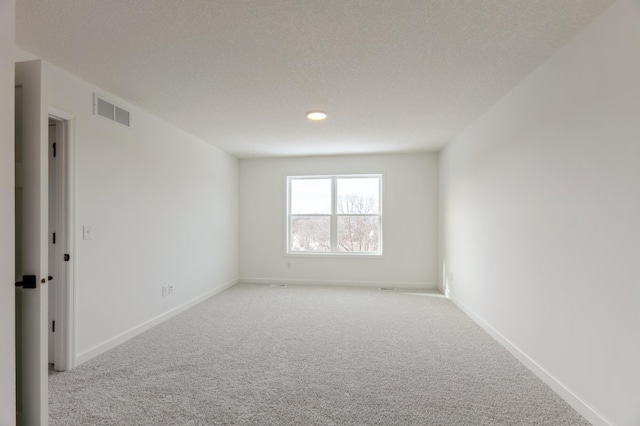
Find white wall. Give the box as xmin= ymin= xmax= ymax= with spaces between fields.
xmin=16 ymin=51 xmax=239 ymax=364
xmin=440 ymin=1 xmax=640 ymax=425
xmin=240 ymin=153 xmax=439 ymax=288
xmin=0 ymin=1 xmax=16 ymax=424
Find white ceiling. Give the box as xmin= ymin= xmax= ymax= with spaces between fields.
xmin=17 ymin=0 xmax=614 ymax=158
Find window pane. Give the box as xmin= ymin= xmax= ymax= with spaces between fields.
xmin=290 ymin=216 xmax=330 ymax=251
xmin=291 ymin=179 xmax=332 ymax=214
xmin=337 ymin=216 xmax=380 ymax=252
xmin=337 ymin=177 xmax=379 ymax=214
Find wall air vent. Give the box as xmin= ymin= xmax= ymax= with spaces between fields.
xmin=94 ymin=94 xmax=131 ymax=127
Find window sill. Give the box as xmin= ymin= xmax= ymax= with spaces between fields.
xmin=285 ymin=252 xmax=384 ymax=259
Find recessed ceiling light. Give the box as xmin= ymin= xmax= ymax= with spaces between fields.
xmin=306 ymin=111 xmax=327 ymax=121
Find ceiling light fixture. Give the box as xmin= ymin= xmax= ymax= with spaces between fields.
xmin=306 ymin=111 xmax=327 ymax=121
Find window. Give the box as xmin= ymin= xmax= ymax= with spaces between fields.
xmin=287 ymin=174 xmax=382 ymax=255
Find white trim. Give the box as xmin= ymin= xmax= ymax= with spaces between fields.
xmin=449 ymin=294 xmax=613 ymax=426
xmin=76 ymin=279 xmax=238 ymax=366
xmin=240 ymin=277 xmax=436 ymax=291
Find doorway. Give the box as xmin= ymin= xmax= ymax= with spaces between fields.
xmin=47 ymin=111 xmax=75 ymax=372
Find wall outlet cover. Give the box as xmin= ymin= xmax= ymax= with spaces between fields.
xmin=83 ymin=225 xmax=93 ymax=240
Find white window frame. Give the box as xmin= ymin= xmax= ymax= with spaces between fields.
xmin=286 ymin=174 xmax=383 ymax=256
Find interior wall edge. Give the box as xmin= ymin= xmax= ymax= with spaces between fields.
xmin=0 ymin=0 xmax=16 ymax=424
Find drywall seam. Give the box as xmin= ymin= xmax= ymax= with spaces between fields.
xmin=76 ymin=279 xmax=238 ymax=365
xmin=449 ymin=294 xmax=613 ymax=426
xmin=239 ymin=277 xmax=436 ymax=290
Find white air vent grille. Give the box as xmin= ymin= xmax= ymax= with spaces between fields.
xmin=115 ymin=106 xmax=130 ymax=126
xmin=94 ymin=94 xmax=131 ymax=127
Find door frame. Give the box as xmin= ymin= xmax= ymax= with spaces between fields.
xmin=48 ymin=107 xmax=76 ymax=371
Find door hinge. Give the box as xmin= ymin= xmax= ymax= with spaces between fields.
xmin=53 ymin=142 xmax=57 ymax=158
xmin=53 ymin=232 xmax=56 ymax=244
xmin=64 ymin=253 xmax=70 ymax=262
xmin=52 ymin=321 xmax=55 ymax=333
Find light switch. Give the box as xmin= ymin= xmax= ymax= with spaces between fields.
xmin=83 ymin=225 xmax=93 ymax=240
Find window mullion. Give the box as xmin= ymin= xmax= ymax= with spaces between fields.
xmin=330 ymin=176 xmax=338 ymax=252
xmin=286 ymin=177 xmax=291 ymax=253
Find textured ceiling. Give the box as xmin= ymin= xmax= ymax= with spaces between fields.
xmin=17 ymin=0 xmax=614 ymax=158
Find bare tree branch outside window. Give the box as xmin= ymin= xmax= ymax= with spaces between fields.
xmin=337 ymin=194 xmax=379 ymax=252
xmin=291 ymin=217 xmax=330 ymax=251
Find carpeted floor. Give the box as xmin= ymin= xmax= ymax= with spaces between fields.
xmin=49 ymin=283 xmax=589 ymax=425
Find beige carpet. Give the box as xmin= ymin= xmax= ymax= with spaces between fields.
xmin=49 ymin=283 xmax=589 ymax=425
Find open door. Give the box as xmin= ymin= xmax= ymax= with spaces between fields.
xmin=15 ymin=59 xmax=49 ymax=426
xmin=47 ymin=113 xmax=74 ymax=373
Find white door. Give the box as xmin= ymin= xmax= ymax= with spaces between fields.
xmin=47 ymin=116 xmax=73 ymax=372
xmin=15 ymin=59 xmax=49 ymax=426
xmin=48 ymin=120 xmax=55 ymax=364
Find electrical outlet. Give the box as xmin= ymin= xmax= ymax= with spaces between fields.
xmin=168 ymin=283 xmax=174 ymax=295
xmin=162 ymin=285 xmax=168 ymax=297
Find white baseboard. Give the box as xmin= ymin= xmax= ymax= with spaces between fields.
xmin=239 ymin=277 xmax=437 ymax=290
xmin=449 ymin=294 xmax=613 ymax=426
xmin=76 ymin=279 xmax=238 ymax=366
